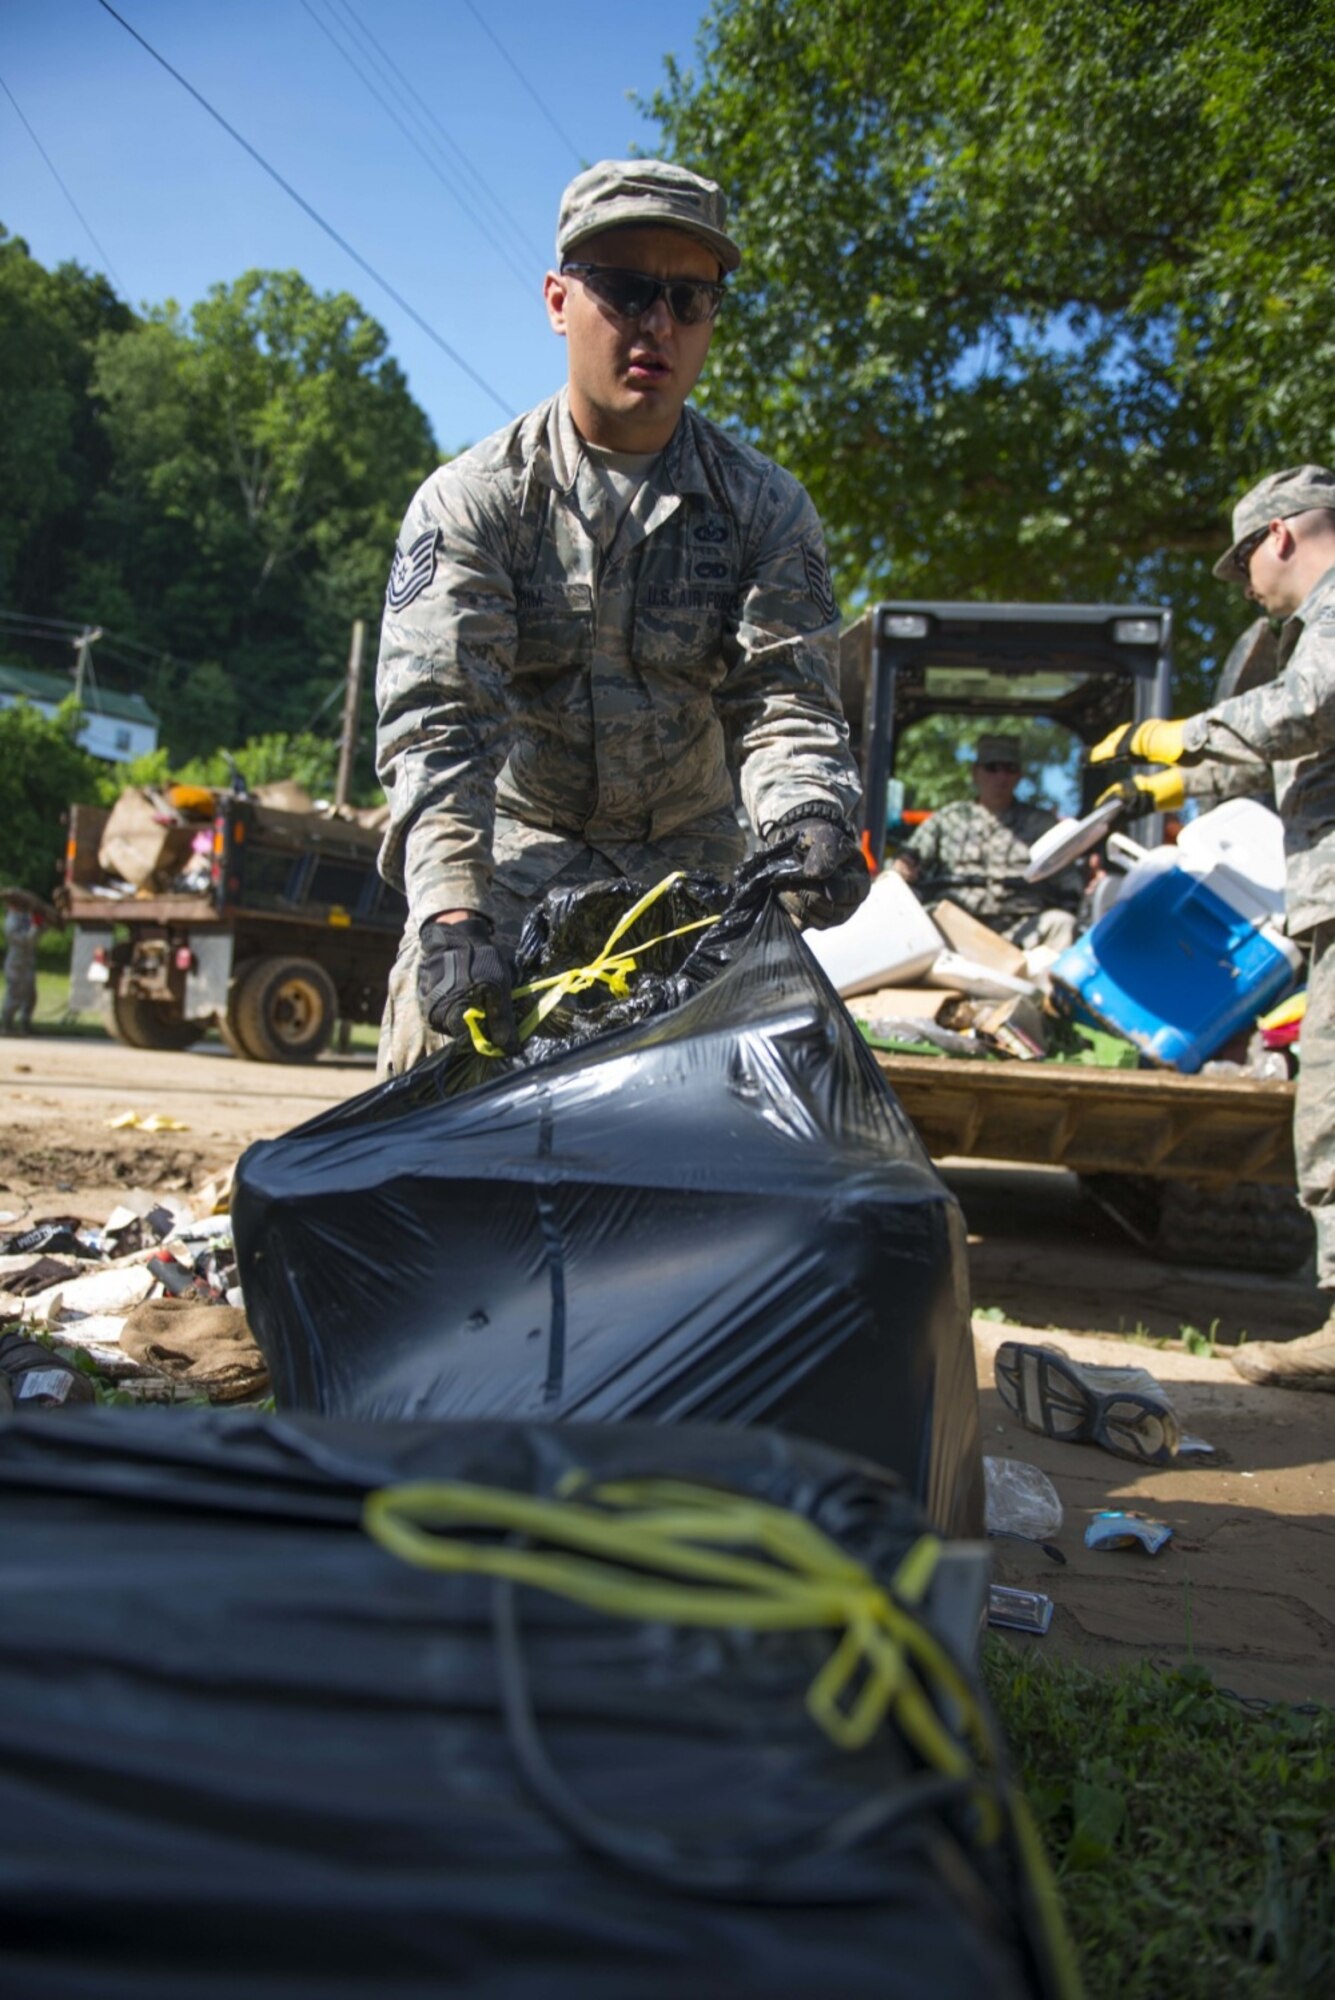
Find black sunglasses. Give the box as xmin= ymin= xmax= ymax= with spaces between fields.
xmin=560 ymin=262 xmax=725 ymax=327
xmin=979 ymin=760 xmax=1021 ymax=774
xmin=1230 ymin=524 xmax=1270 ymax=581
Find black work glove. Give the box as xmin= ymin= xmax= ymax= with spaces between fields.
xmin=417 ymin=917 xmax=520 ymax=1054
xmin=763 ymin=802 xmax=872 ymax=930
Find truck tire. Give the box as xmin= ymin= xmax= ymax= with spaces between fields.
xmin=218 ymin=959 xmax=259 ymax=1060
xmin=104 ymin=988 xmax=205 ymax=1052
xmin=232 ymin=956 xmax=338 ymax=1064
xmin=1080 ymin=1172 xmax=1314 ymax=1277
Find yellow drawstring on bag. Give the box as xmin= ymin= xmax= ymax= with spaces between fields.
xmin=362 ymin=1473 xmax=1083 ymax=1997
xmin=462 ymin=872 xmax=719 ymax=1058
xmin=364 ymin=1475 xmax=984 ymax=1773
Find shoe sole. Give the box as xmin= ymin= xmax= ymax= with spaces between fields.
xmin=994 ymin=1341 xmax=1180 ymax=1465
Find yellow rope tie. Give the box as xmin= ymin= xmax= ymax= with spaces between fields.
xmin=462 ymin=872 xmax=719 ymax=1058
xmin=362 ymin=1476 xmax=993 ymax=1781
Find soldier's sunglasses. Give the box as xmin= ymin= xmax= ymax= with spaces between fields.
xmin=560 ymin=262 xmax=726 ymax=327
xmin=979 ymin=761 xmax=1021 ymax=774
xmin=1230 ymin=524 xmax=1270 ymax=581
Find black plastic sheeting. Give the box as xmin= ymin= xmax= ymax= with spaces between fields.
xmin=0 ymin=1410 xmax=1056 ymax=2000
xmin=235 ymin=882 xmax=982 ymax=1539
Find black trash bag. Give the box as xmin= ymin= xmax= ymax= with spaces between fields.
xmin=406 ymin=843 xmax=824 ymax=1100
xmin=0 ymin=1409 xmax=1075 ymax=2000
xmin=235 ymin=873 xmax=983 ymax=1537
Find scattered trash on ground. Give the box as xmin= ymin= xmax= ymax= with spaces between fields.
xmin=984 ymin=1456 xmax=1064 ymax=1541
xmin=107 ymin=1111 xmax=191 ymax=1133
xmin=0 ymin=1176 xmax=264 ymax=1406
xmin=1084 ymin=1510 xmax=1175 ymax=1557
xmin=988 ymin=1584 xmax=1055 ymax=1635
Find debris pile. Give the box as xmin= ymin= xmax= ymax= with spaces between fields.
xmin=814 ymin=799 xmax=1304 ymax=1076
xmin=88 ymin=780 xmax=391 ymax=903
xmin=0 ymin=1172 xmax=266 ymax=1409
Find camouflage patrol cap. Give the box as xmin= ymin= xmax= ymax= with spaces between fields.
xmin=975 ymin=733 xmax=1023 ymax=765
xmin=556 ymin=159 xmax=741 ymax=272
xmin=1213 ymin=464 xmax=1335 ymax=580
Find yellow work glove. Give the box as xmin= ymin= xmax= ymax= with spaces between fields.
xmin=1088 ymin=717 xmax=1189 ymax=766
xmin=1095 ymin=771 xmax=1186 ymax=819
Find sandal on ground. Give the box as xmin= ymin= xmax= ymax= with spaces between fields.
xmin=994 ymin=1340 xmax=1181 ymax=1466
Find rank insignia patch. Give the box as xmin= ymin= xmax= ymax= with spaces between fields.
xmin=802 ymin=544 xmax=839 ymax=625
xmin=386 ymin=527 xmax=440 ymax=611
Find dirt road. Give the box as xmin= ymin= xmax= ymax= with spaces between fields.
xmin=4 ymin=1030 xmax=1331 ymax=1706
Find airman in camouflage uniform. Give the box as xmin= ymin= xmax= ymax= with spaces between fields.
xmin=1 ymin=898 xmax=38 ymax=1034
xmin=1093 ymin=465 xmax=1335 ymax=1389
xmin=894 ymin=734 xmax=1082 ymax=950
xmin=376 ymin=160 xmax=864 ymax=1075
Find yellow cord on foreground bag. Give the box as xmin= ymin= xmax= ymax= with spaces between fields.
xmin=362 ymin=1479 xmax=1080 ymax=1996
xmin=364 ymin=1475 xmax=1083 ymax=1992
xmin=462 ymin=871 xmax=718 ymax=1059
xmin=365 ymin=1475 xmax=975 ymax=1760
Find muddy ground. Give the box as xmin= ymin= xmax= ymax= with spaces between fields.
xmin=3 ymin=1032 xmax=1331 ymax=1707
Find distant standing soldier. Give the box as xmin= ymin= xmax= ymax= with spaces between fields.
xmin=1 ymin=894 xmax=39 ymax=1035
xmin=374 ymin=158 xmax=867 ymax=1077
xmin=1092 ymin=464 xmax=1335 ymax=1391
xmin=893 ymin=734 xmax=1082 ymax=950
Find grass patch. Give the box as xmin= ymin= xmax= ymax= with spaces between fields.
xmin=31 ymin=967 xmax=106 ymax=1038
xmin=987 ymin=1644 xmax=1334 ymax=1996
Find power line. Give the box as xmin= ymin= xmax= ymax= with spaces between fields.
xmin=0 ymin=610 xmax=188 ymax=684
xmin=460 ymin=0 xmax=583 ymax=167
xmin=0 ymin=608 xmax=169 ymax=663
xmin=94 ymin=0 xmax=515 ymax=421
xmin=329 ymin=0 xmax=547 ymax=269
xmin=297 ymin=0 xmax=533 ymax=295
xmin=0 ymin=72 xmax=125 ymax=290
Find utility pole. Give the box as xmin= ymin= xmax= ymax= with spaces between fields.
xmin=334 ymin=618 xmax=366 ymax=808
xmin=71 ymin=626 xmax=103 ymax=704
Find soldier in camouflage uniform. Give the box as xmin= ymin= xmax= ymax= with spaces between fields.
xmin=1093 ymin=464 xmax=1335 ymax=1390
xmin=893 ymin=734 xmax=1082 ymax=950
xmin=1 ymin=896 xmax=38 ymax=1035
xmin=375 ymin=159 xmax=866 ymax=1076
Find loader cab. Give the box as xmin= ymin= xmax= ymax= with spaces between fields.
xmin=839 ymin=601 xmax=1173 ymax=864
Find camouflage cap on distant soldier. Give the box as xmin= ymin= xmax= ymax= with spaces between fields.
xmin=1213 ymin=463 xmax=1335 ymax=580
xmin=556 ymin=159 xmax=742 ymax=272
xmin=975 ymin=733 xmax=1023 ymax=765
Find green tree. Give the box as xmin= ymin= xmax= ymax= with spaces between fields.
xmin=649 ymin=0 xmax=1335 ymax=709
xmin=88 ymin=269 xmax=438 ymax=752
xmin=98 ymin=731 xmax=346 ymax=805
xmin=0 ymin=228 xmax=133 ymax=611
xmin=0 ymin=699 xmax=102 ymax=900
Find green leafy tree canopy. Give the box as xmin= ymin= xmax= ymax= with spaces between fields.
xmin=0 ymin=699 xmax=102 ymax=900
xmin=649 ymin=0 xmax=1335 ymax=708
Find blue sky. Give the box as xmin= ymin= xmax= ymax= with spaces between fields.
xmin=1 ymin=0 xmax=711 ymax=451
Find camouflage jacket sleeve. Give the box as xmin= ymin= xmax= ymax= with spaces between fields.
xmin=374 ymin=466 xmax=517 ymax=922
xmin=905 ymin=808 xmax=943 ymax=871
xmin=1183 ymin=583 xmax=1335 ymax=774
xmin=713 ymin=471 xmax=862 ymax=837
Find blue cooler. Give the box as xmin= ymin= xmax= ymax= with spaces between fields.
xmin=1050 ymin=850 xmax=1301 ymax=1072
